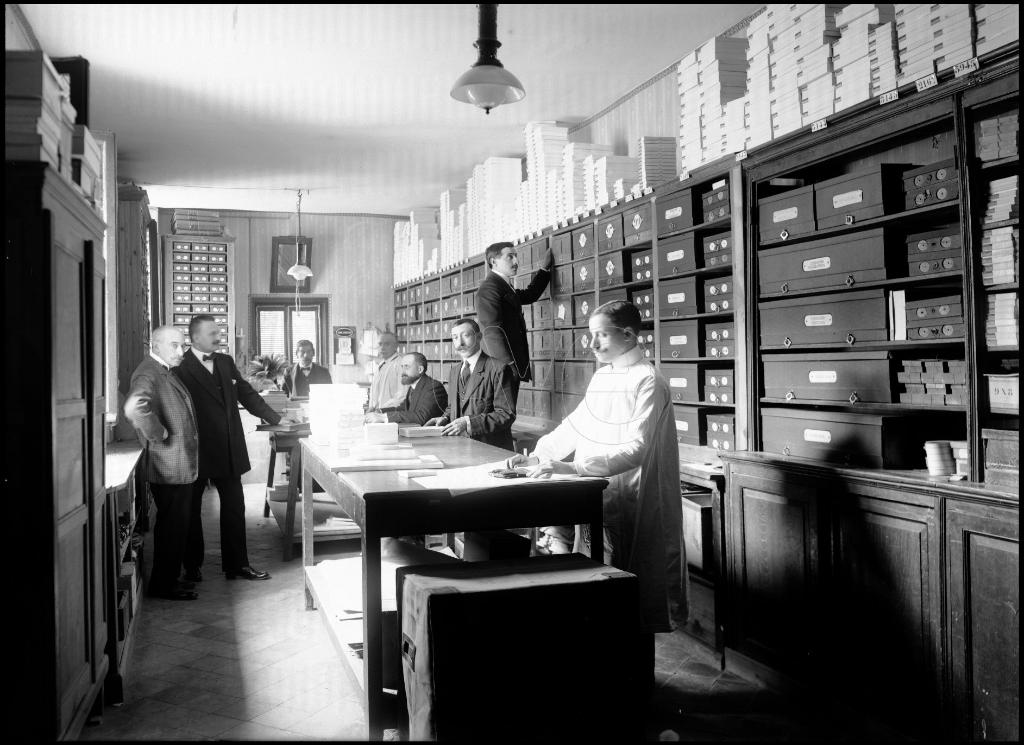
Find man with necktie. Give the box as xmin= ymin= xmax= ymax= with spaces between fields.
xmin=364 ymin=352 xmax=447 ymax=425
xmin=124 ymin=326 xmax=200 ymax=601
xmin=425 ymin=318 xmax=517 ymax=451
xmin=175 ymin=314 xmax=283 ymax=582
xmin=282 ymin=339 xmax=332 ymax=398
xmin=366 ymin=331 xmax=408 ymax=413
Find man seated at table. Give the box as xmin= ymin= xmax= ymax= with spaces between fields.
xmin=282 ymin=339 xmax=332 ymax=399
xmin=363 ymin=352 xmax=447 ymax=425
xmin=425 ymin=317 xmax=517 ymax=452
xmin=507 ymin=299 xmax=687 ymax=703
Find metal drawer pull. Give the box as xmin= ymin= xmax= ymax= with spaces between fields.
xmin=848 ymin=392 xmax=860 ymax=404
xmin=785 ymin=391 xmax=796 ymax=401
xmin=781 ymin=282 xmax=789 ymax=293
xmin=784 ymin=337 xmax=793 ymax=348
xmin=846 ymin=333 xmax=856 ymax=345
xmin=845 ymin=275 xmax=855 ymax=287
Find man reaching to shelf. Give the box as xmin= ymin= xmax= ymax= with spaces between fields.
xmin=124 ymin=326 xmax=200 ymax=601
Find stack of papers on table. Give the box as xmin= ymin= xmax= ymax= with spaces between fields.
xmin=411 ymin=460 xmax=603 ymax=495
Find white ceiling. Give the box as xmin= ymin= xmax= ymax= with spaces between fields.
xmin=20 ymin=3 xmax=762 ymax=215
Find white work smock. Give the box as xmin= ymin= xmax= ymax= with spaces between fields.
xmin=533 ymin=344 xmax=687 ymax=633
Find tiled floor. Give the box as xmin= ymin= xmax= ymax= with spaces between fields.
xmin=81 ymin=419 xmax=900 ymax=742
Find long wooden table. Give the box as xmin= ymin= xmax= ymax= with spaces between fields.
xmin=301 ymin=436 xmax=608 ymax=740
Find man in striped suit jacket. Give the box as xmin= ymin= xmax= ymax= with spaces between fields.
xmin=124 ymin=326 xmax=201 ymax=601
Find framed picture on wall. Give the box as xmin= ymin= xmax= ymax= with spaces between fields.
xmin=270 ymin=235 xmax=313 ymax=293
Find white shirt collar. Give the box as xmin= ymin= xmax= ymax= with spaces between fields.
xmin=492 ymin=269 xmax=514 ymax=286
xmin=462 ymin=349 xmax=483 ymax=371
xmin=379 ymin=352 xmax=399 ymax=367
xmin=409 ymin=377 xmax=420 ymax=390
xmin=191 ymin=346 xmax=214 ymax=363
xmin=149 ymin=351 xmax=171 ymax=370
xmin=610 ymin=344 xmax=644 ymax=369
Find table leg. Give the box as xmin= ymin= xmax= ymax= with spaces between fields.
xmin=264 ymin=443 xmax=277 ymax=517
xmin=302 ymin=464 xmax=315 ymax=611
xmin=282 ymin=445 xmax=300 ymax=561
xmin=362 ymin=532 xmax=384 ymax=740
xmin=589 ymin=508 xmax=604 ymax=566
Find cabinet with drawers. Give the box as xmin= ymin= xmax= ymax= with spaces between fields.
xmin=163 ymin=236 xmax=234 ymax=356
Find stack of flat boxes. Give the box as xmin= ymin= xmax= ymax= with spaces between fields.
xmin=410 ymin=208 xmax=440 ymax=276
xmin=770 ymin=4 xmax=843 ymax=131
xmin=5 ymin=50 xmax=77 ymax=184
xmin=562 ymin=142 xmax=613 ymax=218
xmin=393 ymin=221 xmax=413 ymax=286
xmin=438 ymin=187 xmax=467 ymax=270
xmin=975 ymin=4 xmax=1021 ymax=56
xmin=593 ymin=155 xmax=640 ymax=208
xmin=895 ymin=4 xmax=975 ymax=85
xmin=832 ymin=4 xmax=898 ymax=112
xmin=638 ymin=136 xmax=678 ymax=190
xmin=985 ymin=175 xmax=1020 ymax=224
xmin=977 ymin=111 xmax=1019 ymax=162
xmin=523 ymin=122 xmax=569 ymax=235
xmin=71 ymin=124 xmax=102 ymax=206
xmin=678 ymin=35 xmax=747 ymax=171
xmin=170 ymin=241 xmax=231 ymax=353
xmin=467 ymin=157 xmax=521 ymax=257
xmin=986 ymin=294 xmax=1019 ymax=349
xmin=903 ymin=159 xmax=960 ymax=212
xmin=744 ymin=9 xmax=775 ymax=149
xmin=905 ymin=294 xmax=965 ymax=341
xmin=906 ymin=224 xmax=962 ymax=278
xmin=898 ymin=359 xmax=967 ymax=406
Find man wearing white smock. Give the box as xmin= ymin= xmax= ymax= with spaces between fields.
xmin=508 ymin=300 xmax=687 ymax=691
xmin=366 ymin=331 xmax=407 ymax=412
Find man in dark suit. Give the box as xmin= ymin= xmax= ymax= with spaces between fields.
xmin=475 ymin=241 xmax=553 ymax=390
xmin=281 ymin=339 xmax=332 ymax=398
xmin=124 ymin=326 xmax=200 ymax=601
xmin=175 ymin=314 xmax=283 ymax=582
xmin=425 ymin=318 xmax=517 ymax=451
xmin=364 ymin=352 xmax=447 ymax=425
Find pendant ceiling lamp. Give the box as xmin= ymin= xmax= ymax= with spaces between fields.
xmin=451 ymin=4 xmax=525 ymax=115
xmin=286 ymin=190 xmax=313 ymax=282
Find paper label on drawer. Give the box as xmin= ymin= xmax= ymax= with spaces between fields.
xmin=809 ymin=370 xmax=838 ymax=384
xmin=667 ymin=292 xmax=687 ymax=304
xmin=802 ymin=256 xmax=831 ymax=272
xmin=667 ymin=249 xmax=685 ymax=262
xmin=669 ymin=335 xmax=689 ymax=346
xmin=669 ymin=377 xmax=688 ymax=388
xmin=804 ymin=313 xmax=833 ymax=327
xmin=557 ymin=304 xmax=566 ymax=320
xmin=665 ymin=206 xmax=683 ymax=220
xmin=677 ymin=420 xmax=689 ymax=432
xmin=803 ymin=428 xmax=832 ymax=444
xmin=773 ymin=206 xmax=799 ymax=223
xmin=832 ymin=189 xmax=863 ymax=209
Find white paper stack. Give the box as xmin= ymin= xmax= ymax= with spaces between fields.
xmin=439 ymin=187 xmax=467 ymax=269
xmin=678 ymin=34 xmax=747 ymax=171
xmin=545 ymin=167 xmax=562 ymax=228
xmin=638 ymin=137 xmax=677 ymax=189
xmin=5 ymin=50 xmax=77 ymax=181
xmin=392 ymin=220 xmax=412 ymax=286
xmin=745 ymin=10 xmax=774 ymax=149
xmin=308 ymin=384 xmax=368 ymax=450
xmin=523 ymin=122 xmax=570 ymax=234
xmin=981 ymin=227 xmax=1020 ymax=286
xmin=409 ymin=208 xmax=439 ymax=277
xmin=976 ymin=111 xmax=1020 ymax=162
xmin=986 ymin=292 xmax=1019 ymax=348
xmin=594 ymin=155 xmax=640 ymax=207
xmin=896 ymin=4 xmax=975 ymax=84
xmin=172 ymin=208 xmax=223 ymax=237
xmin=466 ymin=157 xmax=521 ymax=256
xmin=984 ymin=175 xmax=1020 ymax=225
xmin=563 ymin=142 xmax=614 ymax=216
xmin=769 ymin=5 xmax=843 ymax=129
xmin=833 ymin=5 xmax=899 ymax=111
xmin=975 ymin=4 xmax=1020 ymax=56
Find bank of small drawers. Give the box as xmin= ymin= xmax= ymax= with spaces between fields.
xmin=170 ymin=240 xmax=231 ymax=351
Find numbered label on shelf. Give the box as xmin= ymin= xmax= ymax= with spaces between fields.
xmin=679 ymin=169 xmax=689 ymax=181
xmin=953 ymin=57 xmax=980 ymax=78
xmin=625 ymin=194 xmax=634 ymax=202
xmin=879 ymin=89 xmax=899 ymax=105
xmin=735 ymin=150 xmax=747 ymax=162
xmin=915 ymin=74 xmax=938 ymax=92
xmin=811 ymin=119 xmax=828 ymax=133
xmin=571 ymin=216 xmax=580 ymax=224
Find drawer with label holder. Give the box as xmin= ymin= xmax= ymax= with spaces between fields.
xmin=758 ymin=184 xmax=816 ymax=243
xmin=704 ymin=368 xmax=734 ymax=405
xmin=657 ymin=188 xmax=693 ymax=235
xmin=551 ymin=232 xmax=573 ymax=264
xmin=623 ymin=203 xmax=652 ymax=245
xmin=628 ymin=249 xmax=654 ymax=282
xmin=553 ymin=265 xmax=573 ymax=296
xmin=553 ymin=298 xmax=574 ymax=327
xmin=191 ymin=274 xmax=210 ymax=283
xmin=660 ymin=320 xmax=700 ymax=359
xmin=673 ymin=404 xmax=707 ymax=446
xmin=553 ymin=329 xmax=573 ymax=360
xmin=572 ymin=225 xmax=594 ymax=260
xmin=706 ymin=413 xmax=735 ymax=451
xmin=573 ymin=293 xmax=596 ymax=325
xmin=597 ymin=214 xmax=623 ymax=253
xmin=763 ymin=351 xmax=895 ymax=403
xmin=701 ymin=182 xmax=730 ymax=223
xmin=598 ymin=253 xmax=625 ymax=288
xmin=658 ymin=233 xmax=696 ymax=276
xmin=703 ymin=231 xmax=732 ymax=268
xmin=813 ymin=164 xmax=907 ymax=229
xmin=759 ymin=288 xmax=889 ymax=347
xmin=759 ymin=229 xmax=890 ymax=295
xmin=572 ymin=259 xmax=594 ymax=293
xmin=659 ymin=276 xmax=698 ymax=317
xmin=703 ymin=278 xmax=733 ymax=314
xmin=903 ymin=159 xmax=960 ymax=210
xmin=573 ymin=329 xmax=594 ymax=359
xmin=908 ymin=252 xmax=961 ymax=276
xmin=638 ymin=330 xmax=656 ymax=361
xmin=628 ymin=287 xmax=655 ymax=320
xmin=905 ymin=294 xmax=962 ymax=325
xmin=663 ymin=363 xmax=702 ymax=403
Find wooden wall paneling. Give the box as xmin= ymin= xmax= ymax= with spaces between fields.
xmin=946 ymin=499 xmax=1020 ymax=742
xmin=225 ymin=215 xmax=250 ymax=359
xmin=113 ymin=184 xmax=150 ymax=439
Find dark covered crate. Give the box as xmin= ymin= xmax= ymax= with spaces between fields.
xmin=762 ymin=351 xmax=895 ymax=403
xmin=759 ymin=289 xmax=889 ymax=347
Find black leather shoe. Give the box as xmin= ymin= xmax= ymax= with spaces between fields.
xmin=225 ymin=566 xmax=271 ymax=581
xmin=183 ymin=568 xmax=203 ymax=583
xmin=177 ymin=580 xmax=196 ymax=591
xmin=151 ymin=589 xmax=199 ymax=601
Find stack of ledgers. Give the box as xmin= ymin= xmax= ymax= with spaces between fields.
xmin=678 ymin=34 xmax=747 ymax=170
xmin=895 ymin=4 xmax=975 ymax=85
xmin=984 ymin=175 xmax=1020 ymax=224
xmin=439 ymin=187 xmax=467 ymax=270
xmin=592 ymin=155 xmax=640 ymax=208
xmin=638 ymin=136 xmax=678 ymax=190
xmin=173 ymin=208 xmax=223 ymax=236
xmin=522 ymin=122 xmax=569 ymax=235
xmin=409 ymin=208 xmax=440 ymax=277
xmin=976 ymin=111 xmax=1019 ymax=162
xmin=562 ymin=142 xmax=613 ymax=218
xmin=981 ymin=227 xmax=1019 ymax=286
xmin=986 ymin=293 xmax=1019 ymax=348
xmin=832 ymin=4 xmax=898 ymax=112
xmin=466 ymin=156 xmax=520 ymax=254
xmin=5 ymin=50 xmax=77 ymax=183
xmin=974 ymin=4 xmax=1020 ymax=56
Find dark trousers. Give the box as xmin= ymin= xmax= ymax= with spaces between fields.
xmin=148 ymin=482 xmax=193 ymax=595
xmin=185 ymin=476 xmax=250 ymax=574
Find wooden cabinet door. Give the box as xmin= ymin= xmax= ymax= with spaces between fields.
xmin=725 ymin=463 xmax=825 ymax=675
xmin=831 ymin=488 xmax=942 ymax=738
xmin=947 ymin=500 xmax=1019 ymax=742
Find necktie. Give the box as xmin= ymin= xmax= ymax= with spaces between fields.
xmin=460 ymin=362 xmax=470 ymax=392
xmin=202 ymin=354 xmax=215 ymax=362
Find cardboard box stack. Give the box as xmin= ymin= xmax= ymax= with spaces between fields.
xmin=771 ymin=4 xmax=843 ymax=129
xmin=832 ymin=5 xmax=898 ymax=112
xmin=984 ymin=175 xmax=1020 ymax=225
xmin=562 ymin=142 xmax=613 ymax=217
xmin=975 ymin=4 xmax=1020 ymax=56
xmin=678 ymin=34 xmax=747 ymax=171
xmin=898 ymin=359 xmax=968 ymax=406
xmin=981 ymin=227 xmax=1020 ymax=286
xmin=393 ymin=220 xmax=413 ymax=285
xmin=523 ymin=121 xmax=569 ymax=234
xmin=5 ymin=50 xmax=77 ymax=182
xmin=409 ymin=208 xmax=440 ymax=276
xmin=896 ymin=4 xmax=975 ymax=85
xmin=439 ymin=187 xmax=467 ymax=270
xmin=638 ymin=136 xmax=678 ymax=190
xmin=593 ymin=154 xmax=640 ymax=208
xmin=976 ymin=111 xmax=1020 ymax=162
xmin=986 ymin=292 xmax=1019 ymax=348
xmin=466 ymin=156 xmax=521 ymax=257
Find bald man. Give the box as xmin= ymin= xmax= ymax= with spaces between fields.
xmin=366 ymin=331 xmax=408 ymax=412
xmin=124 ymin=326 xmax=200 ymax=601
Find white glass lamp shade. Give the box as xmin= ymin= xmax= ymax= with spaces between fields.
xmin=287 ymin=263 xmax=313 ymax=281
xmin=451 ymin=64 xmax=525 ymax=114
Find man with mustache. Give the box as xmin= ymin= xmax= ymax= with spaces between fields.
xmin=363 ymin=351 xmax=447 ymax=425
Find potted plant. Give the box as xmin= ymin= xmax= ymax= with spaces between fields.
xmin=246 ymin=353 xmax=289 ymax=392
